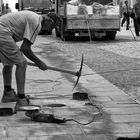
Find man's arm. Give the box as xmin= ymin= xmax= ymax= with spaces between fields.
xmin=20 ymin=39 xmax=47 ymax=70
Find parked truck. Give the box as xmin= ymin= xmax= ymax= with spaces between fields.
xmin=55 ymin=0 xmax=121 ymax=41
xmin=15 ymin=0 xmax=54 ymax=14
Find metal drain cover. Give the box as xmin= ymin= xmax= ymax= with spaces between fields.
xmin=44 ymin=104 xmax=66 ymax=107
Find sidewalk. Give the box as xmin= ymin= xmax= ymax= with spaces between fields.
xmin=0 ymin=36 xmax=140 ymax=140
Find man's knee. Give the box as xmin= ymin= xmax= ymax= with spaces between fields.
xmin=16 ymin=61 xmax=27 ymax=69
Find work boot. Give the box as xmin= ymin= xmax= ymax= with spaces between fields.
xmin=14 ymin=97 xmax=38 ymax=112
xmin=14 ymin=97 xmax=30 ymax=112
xmin=1 ymin=89 xmax=18 ymax=103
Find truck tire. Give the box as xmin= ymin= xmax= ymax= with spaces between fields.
xmin=105 ymin=31 xmax=116 ymax=40
xmin=61 ymin=32 xmax=74 ymax=41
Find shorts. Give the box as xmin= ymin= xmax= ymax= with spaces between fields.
xmin=0 ymin=25 xmax=26 ymax=66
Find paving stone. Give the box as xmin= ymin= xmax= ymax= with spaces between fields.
xmin=114 ymin=132 xmax=139 ymax=138
xmin=111 ymin=114 xmax=140 ymax=123
xmin=49 ymin=134 xmax=109 ymax=140
xmin=2 ymin=137 xmax=27 ymax=140
xmin=103 ymin=107 xmax=140 ymax=115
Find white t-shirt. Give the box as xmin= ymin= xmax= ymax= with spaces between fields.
xmin=0 ymin=10 xmax=42 ymax=43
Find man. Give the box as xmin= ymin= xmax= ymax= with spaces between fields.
xmin=0 ymin=10 xmax=61 ymax=111
xmin=121 ymin=0 xmax=131 ymax=30
xmin=3 ymin=3 xmax=12 ymax=14
xmin=133 ymin=0 xmax=140 ymax=36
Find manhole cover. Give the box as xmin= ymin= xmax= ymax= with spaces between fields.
xmin=44 ymin=104 xmax=66 ymax=107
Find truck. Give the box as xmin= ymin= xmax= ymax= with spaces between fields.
xmin=55 ymin=0 xmax=121 ymax=41
xmin=15 ymin=0 xmax=54 ymax=14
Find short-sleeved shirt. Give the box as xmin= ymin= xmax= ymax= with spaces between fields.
xmin=0 ymin=10 xmax=42 ymax=65
xmin=0 ymin=10 xmax=42 ymax=43
xmin=122 ymin=4 xmax=131 ymax=13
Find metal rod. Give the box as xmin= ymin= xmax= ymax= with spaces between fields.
xmin=129 ymin=26 xmax=136 ymax=41
xmin=85 ymin=14 xmax=92 ymax=42
xmin=28 ymin=62 xmax=77 ymax=76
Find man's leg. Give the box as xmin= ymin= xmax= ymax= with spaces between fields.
xmin=15 ymin=61 xmax=27 ymax=98
xmin=121 ymin=16 xmax=125 ymax=27
xmin=126 ymin=13 xmax=130 ymax=30
xmin=121 ymin=13 xmax=126 ymax=27
xmin=3 ymin=65 xmax=13 ymax=90
xmin=15 ymin=60 xmax=34 ymax=112
xmin=133 ymin=18 xmax=139 ymax=36
xmin=2 ymin=65 xmax=18 ymax=102
xmin=137 ymin=18 xmax=140 ymax=35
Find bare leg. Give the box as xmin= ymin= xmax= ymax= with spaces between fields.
xmin=15 ymin=61 xmax=27 ymax=95
xmin=3 ymin=65 xmax=13 ymax=88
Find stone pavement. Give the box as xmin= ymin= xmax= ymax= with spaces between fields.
xmin=0 ymin=32 xmax=140 ymax=140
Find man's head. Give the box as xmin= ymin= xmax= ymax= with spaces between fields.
xmin=6 ymin=3 xmax=9 ymax=8
xmin=124 ymin=0 xmax=128 ymax=5
xmin=41 ymin=12 xmax=61 ymax=35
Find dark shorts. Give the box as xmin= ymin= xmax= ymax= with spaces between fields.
xmin=0 ymin=25 xmax=26 ymax=66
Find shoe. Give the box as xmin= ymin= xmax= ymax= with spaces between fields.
xmin=14 ymin=97 xmax=39 ymax=112
xmin=126 ymin=27 xmax=129 ymax=30
xmin=1 ymin=89 xmax=18 ymax=103
xmin=14 ymin=97 xmax=31 ymax=112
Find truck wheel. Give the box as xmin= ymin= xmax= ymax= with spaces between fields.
xmin=106 ymin=31 xmax=116 ymax=40
xmin=109 ymin=34 xmax=116 ymax=40
xmin=61 ymin=34 xmax=73 ymax=41
xmin=61 ymin=31 xmax=74 ymax=41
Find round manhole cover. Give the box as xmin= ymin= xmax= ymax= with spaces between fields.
xmin=44 ymin=104 xmax=66 ymax=107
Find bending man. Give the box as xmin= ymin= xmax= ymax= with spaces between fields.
xmin=0 ymin=11 xmax=61 ymax=111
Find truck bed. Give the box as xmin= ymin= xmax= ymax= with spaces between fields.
xmin=66 ymin=14 xmax=120 ymax=30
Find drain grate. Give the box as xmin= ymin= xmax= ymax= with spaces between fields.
xmin=44 ymin=104 xmax=66 ymax=107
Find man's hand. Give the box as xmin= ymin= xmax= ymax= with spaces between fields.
xmin=36 ymin=61 xmax=48 ymax=71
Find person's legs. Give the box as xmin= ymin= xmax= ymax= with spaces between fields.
xmin=121 ymin=13 xmax=126 ymax=27
xmin=0 ymin=27 xmax=30 ymax=104
xmin=137 ymin=18 xmax=140 ymax=34
xmin=126 ymin=13 xmax=130 ymax=30
xmin=14 ymin=60 xmax=33 ymax=112
xmin=121 ymin=17 xmax=126 ymax=26
xmin=133 ymin=18 xmax=139 ymax=36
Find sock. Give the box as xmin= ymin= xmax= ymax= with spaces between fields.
xmin=17 ymin=94 xmax=25 ymax=99
xmin=4 ymin=86 xmax=11 ymax=92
